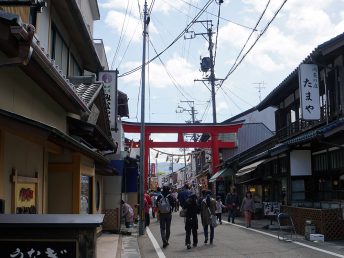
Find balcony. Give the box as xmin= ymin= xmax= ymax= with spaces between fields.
xmin=276 ymin=106 xmax=331 ymax=141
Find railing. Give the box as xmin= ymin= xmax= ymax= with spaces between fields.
xmin=276 ymin=106 xmax=332 ymax=141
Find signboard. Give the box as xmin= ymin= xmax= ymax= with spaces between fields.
xmin=298 ymin=64 xmax=320 ymax=120
xmin=263 ymin=202 xmax=281 ymax=216
xmin=0 ymin=240 xmax=77 ymax=258
xmin=99 ymin=71 xmax=117 ymax=128
xmin=151 ymin=163 xmax=156 ymax=177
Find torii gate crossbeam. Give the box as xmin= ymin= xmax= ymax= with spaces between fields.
xmin=122 ymin=121 xmax=243 ymax=190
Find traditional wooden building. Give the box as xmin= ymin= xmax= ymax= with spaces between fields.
xmin=0 ymin=0 xmax=127 ymax=226
xmin=227 ymin=33 xmax=344 ymax=240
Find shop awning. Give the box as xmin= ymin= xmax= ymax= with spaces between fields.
xmin=209 ymin=168 xmax=233 ymax=182
xmin=236 ymin=159 xmax=266 ymax=177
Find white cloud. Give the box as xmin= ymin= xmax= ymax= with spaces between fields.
xmin=121 ymin=55 xmax=198 ymax=89
xmin=100 ymin=0 xmax=202 ymax=14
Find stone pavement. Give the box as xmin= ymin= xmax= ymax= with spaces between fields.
xmin=97 ymin=213 xmax=344 ymax=257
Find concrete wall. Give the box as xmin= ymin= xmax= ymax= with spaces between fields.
xmin=36 ymin=0 xmax=51 ymax=52
xmin=3 ymin=132 xmax=45 ymax=214
xmin=104 ymin=175 xmax=122 ymax=210
xmin=0 ymin=63 xmax=67 ymax=133
xmin=79 ymin=0 xmax=95 ymax=36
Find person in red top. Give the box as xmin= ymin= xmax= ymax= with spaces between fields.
xmin=144 ymin=192 xmax=152 ymax=227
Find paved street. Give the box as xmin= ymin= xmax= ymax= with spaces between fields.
xmin=137 ymin=212 xmax=344 ymax=258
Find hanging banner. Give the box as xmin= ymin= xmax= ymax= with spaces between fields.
xmin=298 ymin=64 xmax=320 ymax=120
xmin=151 ymin=163 xmax=156 ymax=177
xmin=99 ymin=70 xmax=117 ymax=129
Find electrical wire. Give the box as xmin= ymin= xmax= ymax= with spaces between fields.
xmin=200 ymin=99 xmax=211 ymax=122
xmin=176 ymin=0 xmax=257 ymax=31
xmin=119 ymin=0 xmax=214 ymax=78
xmin=213 ymin=0 xmax=222 ymax=67
xmin=219 ymin=0 xmax=287 ymax=87
xmin=110 ymin=0 xmax=131 ymax=69
xmin=148 ymin=0 xmax=156 ymax=15
xmin=149 ymin=39 xmax=210 ymax=103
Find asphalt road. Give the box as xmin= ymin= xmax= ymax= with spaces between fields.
xmin=138 ymin=212 xmax=344 ymax=258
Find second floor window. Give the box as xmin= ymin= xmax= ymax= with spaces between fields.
xmin=50 ymin=24 xmax=82 ymax=77
xmin=50 ymin=25 xmax=69 ymax=76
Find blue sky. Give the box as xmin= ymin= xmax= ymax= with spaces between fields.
xmin=94 ymin=0 xmax=344 ymax=158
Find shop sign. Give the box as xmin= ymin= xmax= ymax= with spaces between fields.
xmin=99 ymin=71 xmax=117 ymax=128
xmin=298 ymin=64 xmax=320 ymax=120
xmin=263 ymin=202 xmax=281 ymax=216
xmin=0 ymin=240 xmax=77 ymax=258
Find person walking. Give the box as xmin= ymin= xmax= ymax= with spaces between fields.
xmin=200 ymin=190 xmax=216 ymax=244
xmin=157 ymin=185 xmax=175 ymax=248
xmin=121 ymin=200 xmax=134 ymax=228
xmin=178 ymin=184 xmax=191 ymax=209
xmin=240 ymin=191 xmax=255 ymax=228
xmin=144 ymin=192 xmax=152 ymax=227
xmin=155 ymin=187 xmax=162 ymax=222
xmin=215 ymin=196 xmax=225 ymax=224
xmin=184 ymin=193 xmax=200 ymax=249
xmin=225 ymin=187 xmax=240 ymax=223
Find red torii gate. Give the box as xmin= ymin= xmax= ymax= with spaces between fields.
xmin=122 ymin=121 xmax=243 ymax=190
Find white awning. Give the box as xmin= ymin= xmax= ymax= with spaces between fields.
xmin=209 ymin=168 xmax=233 ymax=182
xmin=236 ymin=159 xmax=266 ymax=177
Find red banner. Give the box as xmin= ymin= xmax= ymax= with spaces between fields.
xmin=151 ymin=163 xmax=156 ymax=177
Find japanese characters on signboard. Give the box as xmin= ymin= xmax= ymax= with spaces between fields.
xmin=151 ymin=163 xmax=156 ymax=177
xmin=99 ymin=71 xmax=117 ymax=128
xmin=298 ymin=64 xmax=320 ymax=120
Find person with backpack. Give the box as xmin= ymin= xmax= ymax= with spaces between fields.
xmin=156 ymin=185 xmax=175 ymax=248
xmin=184 ymin=193 xmax=200 ymax=249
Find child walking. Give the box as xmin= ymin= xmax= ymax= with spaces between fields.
xmin=215 ymin=196 xmax=225 ymax=224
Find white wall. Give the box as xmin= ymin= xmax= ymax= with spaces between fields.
xmin=290 ymin=150 xmax=312 ymax=176
xmin=0 ymin=61 xmax=67 ymax=133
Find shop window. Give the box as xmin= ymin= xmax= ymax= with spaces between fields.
xmin=291 ymin=180 xmax=305 ymax=201
xmin=80 ymin=175 xmax=92 ymax=214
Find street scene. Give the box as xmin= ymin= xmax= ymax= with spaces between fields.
xmin=137 ymin=212 xmax=344 ymax=258
xmin=1 ymin=0 xmax=344 ymax=258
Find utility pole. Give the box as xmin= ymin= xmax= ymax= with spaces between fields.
xmin=176 ymin=100 xmax=200 ymax=142
xmin=186 ymin=18 xmax=223 ymax=124
xmin=139 ymin=0 xmax=148 ymax=236
xmin=253 ymin=81 xmax=266 ymax=102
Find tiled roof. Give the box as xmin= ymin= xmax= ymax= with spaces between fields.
xmin=69 ymin=76 xmax=103 ymax=108
xmin=257 ymin=32 xmax=344 ymax=111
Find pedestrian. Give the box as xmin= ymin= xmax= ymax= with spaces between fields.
xmin=240 ymin=191 xmax=255 ymax=228
xmin=184 ymin=193 xmax=200 ymax=249
xmin=144 ymin=192 xmax=152 ymax=227
xmin=225 ymin=187 xmax=240 ymax=223
xmin=157 ymin=185 xmax=175 ymax=248
xmin=178 ymin=184 xmax=191 ymax=209
xmin=156 ymin=187 xmax=162 ymax=222
xmin=121 ymin=200 xmax=134 ymax=228
xmin=215 ymin=196 xmax=225 ymax=224
xmin=151 ymin=192 xmax=157 ymax=218
xmin=200 ymin=190 xmax=216 ymax=244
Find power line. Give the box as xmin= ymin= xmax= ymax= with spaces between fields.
xmin=219 ymin=0 xmax=287 ymax=87
xmin=148 ymin=39 xmax=210 ymax=103
xmin=176 ymin=0 xmax=257 ymax=31
xmin=119 ymin=0 xmax=214 ymax=78
xmin=213 ymin=0 xmax=222 ymax=67
xmin=110 ymin=0 xmax=131 ymax=69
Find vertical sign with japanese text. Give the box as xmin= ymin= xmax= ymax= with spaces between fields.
xmin=99 ymin=71 xmax=117 ymax=128
xmin=151 ymin=163 xmax=156 ymax=177
xmin=298 ymin=64 xmax=320 ymax=120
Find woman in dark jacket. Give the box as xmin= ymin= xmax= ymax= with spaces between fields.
xmin=184 ymin=193 xmax=199 ymax=249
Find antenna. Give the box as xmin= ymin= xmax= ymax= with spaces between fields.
xmin=253 ymin=81 xmax=266 ymax=102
